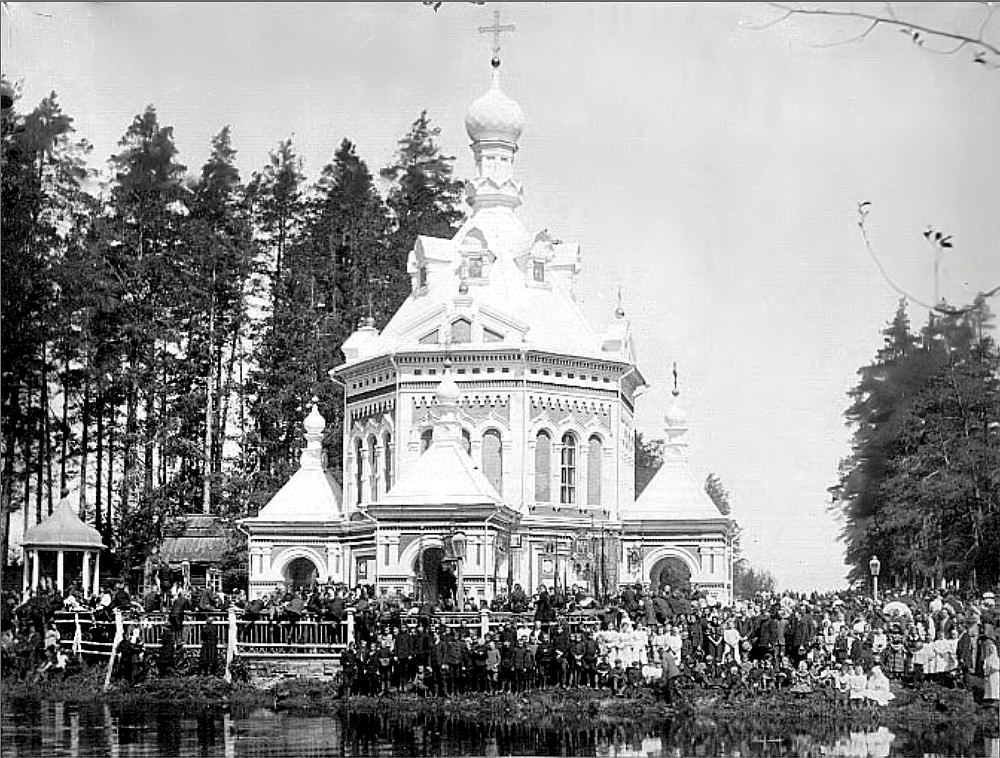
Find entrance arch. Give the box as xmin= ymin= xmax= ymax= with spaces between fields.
xmin=650 ymin=556 xmax=691 ymax=593
xmin=643 ymin=546 xmax=699 ymax=593
xmin=416 ymin=546 xmax=445 ymax=603
xmin=284 ymin=556 xmax=319 ymax=590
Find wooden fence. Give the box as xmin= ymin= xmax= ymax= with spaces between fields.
xmin=53 ymin=607 xmax=604 ymax=664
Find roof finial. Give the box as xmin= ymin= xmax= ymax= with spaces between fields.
xmin=672 ymin=362 xmax=680 ymax=398
xmin=478 ymin=9 xmax=515 ymax=69
xmin=615 ymin=287 xmax=626 ymax=319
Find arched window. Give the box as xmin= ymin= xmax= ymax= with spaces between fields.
xmin=420 ymin=428 xmax=433 ymax=453
xmin=354 ymin=439 xmax=364 ymax=505
xmin=587 ymin=434 xmax=602 ymax=506
xmin=461 ymin=428 xmax=472 ymax=455
xmin=535 ymin=431 xmax=551 ymax=502
xmin=368 ymin=436 xmax=378 ymax=501
xmin=482 ymin=429 xmax=503 ymax=495
xmin=383 ymin=433 xmax=393 ymax=492
xmin=560 ymin=432 xmax=577 ymax=504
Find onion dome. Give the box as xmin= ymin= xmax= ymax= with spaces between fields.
xmin=664 ymin=396 xmax=688 ymax=429
xmin=436 ymin=362 xmax=461 ymax=405
xmin=465 ymin=69 xmax=524 ymax=145
xmin=303 ymin=401 xmax=326 ymax=436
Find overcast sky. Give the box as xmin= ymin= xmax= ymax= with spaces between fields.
xmin=4 ymin=2 xmax=998 ymax=590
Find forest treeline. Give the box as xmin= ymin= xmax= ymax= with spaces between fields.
xmin=0 ymin=78 xmax=464 ymax=577
xmin=832 ymin=299 xmax=1000 ymax=589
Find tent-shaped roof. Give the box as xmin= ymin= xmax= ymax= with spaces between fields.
xmin=245 ymin=403 xmax=345 ymax=524
xmin=623 ymin=464 xmax=728 ymax=522
xmin=250 ymin=467 xmax=344 ymax=523
xmin=374 ymin=436 xmax=503 ymax=508
xmin=160 ymin=514 xmax=229 ymax=564
xmin=23 ymin=496 xmax=104 ymax=550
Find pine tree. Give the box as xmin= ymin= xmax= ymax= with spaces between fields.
xmin=380 ymin=112 xmax=464 ymax=308
xmin=105 ymin=105 xmax=188 ymax=575
xmin=1 ymin=85 xmax=94 ymax=564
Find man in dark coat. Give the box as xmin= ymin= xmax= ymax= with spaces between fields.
xmin=535 ymin=586 xmax=554 ymax=626
xmin=169 ymin=592 xmax=188 ymax=636
xmin=199 ymin=618 xmax=219 ymax=676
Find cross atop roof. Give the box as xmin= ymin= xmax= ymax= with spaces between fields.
xmin=478 ymin=10 xmax=515 ymax=67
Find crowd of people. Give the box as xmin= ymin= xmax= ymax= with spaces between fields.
xmin=2 ymin=578 xmax=999 ymax=710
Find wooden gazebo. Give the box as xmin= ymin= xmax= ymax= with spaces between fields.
xmin=23 ymin=496 xmax=104 ymax=597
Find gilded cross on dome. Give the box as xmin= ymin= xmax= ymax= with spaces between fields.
xmin=478 ymin=10 xmax=515 ymax=66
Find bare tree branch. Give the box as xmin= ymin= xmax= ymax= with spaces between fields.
xmin=761 ymin=2 xmax=1000 ymax=66
xmin=856 ymin=202 xmax=1000 ymax=317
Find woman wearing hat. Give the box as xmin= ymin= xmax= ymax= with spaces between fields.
xmin=983 ymin=634 xmax=999 ymax=705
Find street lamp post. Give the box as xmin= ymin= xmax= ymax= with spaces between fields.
xmin=869 ymin=555 xmax=881 ymax=602
xmin=452 ymin=531 xmax=467 ymax=610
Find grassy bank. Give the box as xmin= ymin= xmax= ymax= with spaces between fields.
xmin=2 ymin=670 xmax=995 ymax=732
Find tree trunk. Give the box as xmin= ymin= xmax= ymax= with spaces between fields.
xmin=79 ymin=372 xmax=90 ymax=521
xmin=218 ymin=323 xmax=239 ymax=477
xmin=95 ymin=390 xmax=104 ymax=532
xmin=107 ymin=404 xmax=116 ymax=536
xmin=144 ymin=378 xmax=155 ymax=497
xmin=123 ymin=352 xmax=138 ymax=514
xmin=0 ymin=380 xmax=20 ymax=568
xmin=35 ymin=377 xmax=44 ymax=525
xmin=60 ymin=368 xmax=70 ymax=498
xmin=203 ymin=277 xmax=216 ymax=515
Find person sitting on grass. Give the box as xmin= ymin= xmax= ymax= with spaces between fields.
xmin=31 ymin=645 xmax=67 ymax=683
xmin=595 ymin=654 xmax=612 ymax=690
xmin=609 ymin=659 xmax=626 ymax=695
xmin=864 ymin=664 xmax=895 ymax=708
xmin=624 ymin=660 xmax=644 ymax=697
xmin=847 ymin=663 xmax=868 ymax=711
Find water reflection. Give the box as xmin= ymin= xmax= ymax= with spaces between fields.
xmin=1 ymin=699 xmax=997 ymax=757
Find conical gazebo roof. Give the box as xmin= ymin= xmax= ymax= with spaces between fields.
xmin=23 ymin=496 xmax=104 ymax=550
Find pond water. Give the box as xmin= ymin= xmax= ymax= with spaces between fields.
xmin=1 ymin=699 xmax=998 ymax=757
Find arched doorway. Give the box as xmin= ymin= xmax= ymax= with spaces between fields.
xmin=650 ymin=556 xmax=692 ymax=593
xmin=416 ymin=546 xmax=446 ymax=603
xmin=284 ymin=556 xmax=319 ymax=591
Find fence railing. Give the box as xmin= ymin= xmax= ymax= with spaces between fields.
xmin=52 ymin=606 xmax=604 ymax=661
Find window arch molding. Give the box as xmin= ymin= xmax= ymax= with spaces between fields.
xmin=533 ymin=428 xmax=554 ymax=504
xmin=481 ymin=427 xmax=503 ymax=495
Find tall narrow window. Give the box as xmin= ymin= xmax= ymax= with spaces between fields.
xmin=533 ymin=261 xmax=545 ymax=282
xmin=461 ymin=428 xmax=472 ymax=455
xmin=482 ymin=429 xmax=503 ymax=495
xmin=420 ymin=428 xmax=433 ymax=453
xmin=587 ymin=434 xmax=602 ymax=506
xmin=383 ymin=433 xmax=393 ymax=492
xmin=368 ymin=436 xmax=378 ymax=501
xmin=418 ymin=266 xmax=428 ymax=288
xmin=535 ymin=431 xmax=551 ymax=502
xmin=560 ymin=432 xmax=577 ymax=504
xmin=355 ymin=439 xmax=364 ymax=505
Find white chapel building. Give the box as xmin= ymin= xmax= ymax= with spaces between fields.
xmin=243 ymin=53 xmax=734 ymax=605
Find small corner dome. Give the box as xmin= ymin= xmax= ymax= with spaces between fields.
xmin=304 ymin=404 xmax=325 ymax=435
xmin=436 ymin=371 xmax=461 ymax=405
xmin=465 ymin=71 xmax=524 ymax=144
xmin=665 ymin=396 xmax=688 ymax=428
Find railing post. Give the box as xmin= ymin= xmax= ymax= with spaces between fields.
xmin=346 ymin=607 xmax=355 ymax=645
xmin=72 ymin=613 xmax=83 ymax=655
xmin=224 ymin=608 xmax=237 ymax=683
xmin=103 ymin=609 xmax=124 ymax=692
xmin=480 ymin=608 xmax=489 ymax=640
